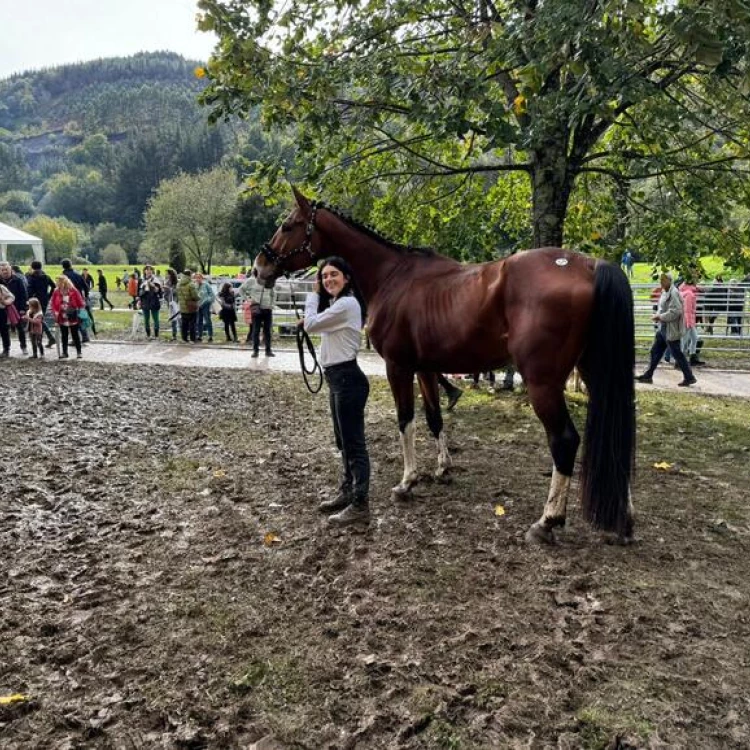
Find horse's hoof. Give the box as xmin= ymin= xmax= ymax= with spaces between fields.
xmin=434 ymin=466 xmax=451 ymax=481
xmin=391 ymin=485 xmax=413 ymax=502
xmin=606 ymin=533 xmax=637 ymax=546
xmin=525 ymin=522 xmax=555 ymax=545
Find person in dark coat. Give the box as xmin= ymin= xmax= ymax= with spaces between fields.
xmin=82 ymin=268 xmax=95 ymax=292
xmin=0 ymin=260 xmax=29 ymax=354
xmin=26 ymin=260 xmax=57 ymax=347
xmin=97 ymin=269 xmax=115 ymax=310
xmin=138 ymin=266 xmax=162 ymax=339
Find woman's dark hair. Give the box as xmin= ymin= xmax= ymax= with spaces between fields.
xmin=316 ymin=256 xmax=366 ymax=324
xmin=220 ymin=282 xmax=232 ymax=294
xmin=167 ymin=268 xmax=178 ymax=285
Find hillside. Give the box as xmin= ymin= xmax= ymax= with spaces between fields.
xmin=0 ymin=51 xmax=206 ymax=136
xmin=0 ymin=52 xmax=238 ymax=232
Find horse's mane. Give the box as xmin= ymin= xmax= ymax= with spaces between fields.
xmin=317 ymin=201 xmax=436 ymax=257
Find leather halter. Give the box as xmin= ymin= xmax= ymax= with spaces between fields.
xmin=258 ymin=201 xmax=319 ymax=274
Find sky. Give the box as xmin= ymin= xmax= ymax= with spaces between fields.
xmin=0 ymin=0 xmax=218 ymax=79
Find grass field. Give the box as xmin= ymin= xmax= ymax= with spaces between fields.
xmin=629 ymin=255 xmax=735 ymax=282
xmin=39 ymin=265 xmax=246 ymax=289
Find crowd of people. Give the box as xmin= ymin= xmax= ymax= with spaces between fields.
xmin=0 ymin=260 xmax=287 ymax=360
xmin=0 ymin=258 xmax=95 ymax=359
xmin=2 ymin=258 xmax=746 ymax=378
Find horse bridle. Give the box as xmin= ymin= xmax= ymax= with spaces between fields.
xmin=259 ymin=201 xmax=319 ymax=275
xmin=258 ymin=201 xmax=325 ymax=394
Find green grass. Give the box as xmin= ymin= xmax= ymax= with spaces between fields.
xmin=630 ymin=255 xmax=736 ymax=283
xmin=35 ymin=264 xmax=247 ymax=290
xmin=87 ymin=307 xmax=258 ymax=340
xmin=575 ymin=706 xmax=656 ymax=750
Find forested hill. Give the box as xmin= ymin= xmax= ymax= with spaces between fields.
xmin=0 ymin=52 xmax=243 ymax=231
xmin=0 ymin=52 xmax=206 ymax=135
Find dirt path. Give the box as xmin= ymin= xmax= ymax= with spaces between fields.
xmin=5 ymin=340 xmax=749 ymax=398
xmin=2 ymin=362 xmax=750 ymax=748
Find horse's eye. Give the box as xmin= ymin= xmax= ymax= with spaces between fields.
xmin=281 ymin=222 xmax=293 ymax=232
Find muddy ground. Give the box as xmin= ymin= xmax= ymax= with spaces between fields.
xmin=1 ymin=362 xmax=749 ymax=749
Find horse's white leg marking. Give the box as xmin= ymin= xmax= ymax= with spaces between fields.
xmin=526 ymin=468 xmax=571 ymax=543
xmin=392 ymin=420 xmax=418 ymax=493
xmin=435 ymin=430 xmax=451 ymax=477
xmin=538 ymin=468 xmax=571 ymax=527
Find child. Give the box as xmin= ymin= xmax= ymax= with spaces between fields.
xmin=218 ymin=282 xmax=238 ymax=342
xmin=127 ymin=273 xmax=139 ymax=310
xmin=26 ymin=297 xmax=45 ymax=359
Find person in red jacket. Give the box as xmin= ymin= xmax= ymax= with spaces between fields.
xmin=50 ymin=275 xmax=86 ymax=359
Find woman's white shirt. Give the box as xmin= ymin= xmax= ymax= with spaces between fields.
xmin=304 ymin=292 xmax=362 ymax=367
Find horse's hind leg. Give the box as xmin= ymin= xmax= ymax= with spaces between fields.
xmin=386 ymin=362 xmax=420 ymax=499
xmin=524 ymin=382 xmax=580 ymax=545
xmin=417 ymin=372 xmax=451 ymax=478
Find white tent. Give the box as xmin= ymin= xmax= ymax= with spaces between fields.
xmin=0 ymin=221 xmax=45 ymax=264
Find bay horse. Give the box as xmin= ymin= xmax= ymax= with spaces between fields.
xmin=256 ymin=188 xmax=636 ymax=544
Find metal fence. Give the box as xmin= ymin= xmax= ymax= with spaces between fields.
xmin=219 ymin=277 xmax=750 ymax=368
xmin=634 ymin=282 xmax=750 ymax=368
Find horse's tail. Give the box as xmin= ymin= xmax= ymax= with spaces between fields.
xmin=579 ymin=261 xmax=635 ymax=534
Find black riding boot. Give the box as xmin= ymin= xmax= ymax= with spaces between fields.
xmin=318 ymin=487 xmax=352 ymax=514
xmin=327 ymin=497 xmax=370 ymax=526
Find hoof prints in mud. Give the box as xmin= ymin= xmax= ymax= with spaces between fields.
xmin=1 ymin=362 xmax=750 ymax=748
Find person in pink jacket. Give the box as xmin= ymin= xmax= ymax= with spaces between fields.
xmin=50 ymin=275 xmax=86 ymax=359
xmin=680 ymin=279 xmax=700 ymax=365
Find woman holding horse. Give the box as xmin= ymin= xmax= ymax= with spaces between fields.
xmin=257 ymin=188 xmax=636 ymax=545
xmin=302 ymin=256 xmax=371 ymax=527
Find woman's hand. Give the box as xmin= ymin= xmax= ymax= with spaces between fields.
xmin=297 ymin=318 xmax=305 ymax=329
xmin=313 ymin=277 xmax=321 ymax=294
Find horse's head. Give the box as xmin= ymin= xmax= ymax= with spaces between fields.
xmin=254 ymin=187 xmax=322 ymax=285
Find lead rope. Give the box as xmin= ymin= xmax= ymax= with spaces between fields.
xmin=290 ymin=277 xmax=323 ymax=394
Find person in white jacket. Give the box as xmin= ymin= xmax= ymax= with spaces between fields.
xmin=301 ymin=256 xmax=371 ymax=526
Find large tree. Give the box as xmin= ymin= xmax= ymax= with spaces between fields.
xmin=198 ymin=0 xmax=750 ymax=249
xmin=228 ymin=191 xmax=282 ymax=262
xmin=22 ymin=215 xmax=78 ymax=263
xmin=144 ymin=167 xmax=238 ymax=273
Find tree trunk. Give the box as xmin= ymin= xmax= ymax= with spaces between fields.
xmin=529 ymin=142 xmax=574 ymax=248
xmin=613 ymin=179 xmax=629 ymax=258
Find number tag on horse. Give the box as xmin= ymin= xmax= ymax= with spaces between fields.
xmin=555 ymin=258 xmax=569 ymax=266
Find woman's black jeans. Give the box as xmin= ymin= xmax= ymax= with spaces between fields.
xmin=60 ymin=324 xmax=82 ymax=356
xmin=325 ymin=360 xmax=370 ymax=503
xmin=181 ymin=312 xmax=197 ymax=342
xmin=251 ymin=308 xmax=273 ymax=354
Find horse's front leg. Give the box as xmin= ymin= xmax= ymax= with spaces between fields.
xmin=417 ymin=371 xmax=451 ymax=478
xmin=386 ymin=361 xmax=419 ymax=499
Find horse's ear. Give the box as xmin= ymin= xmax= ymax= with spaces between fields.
xmin=291 ymin=185 xmax=311 ymax=218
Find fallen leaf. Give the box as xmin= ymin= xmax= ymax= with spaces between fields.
xmin=263 ymin=532 xmax=281 ymax=547
xmin=653 ymin=461 xmax=673 ymax=470
xmin=213 ymin=469 xmax=226 ymax=478
xmin=494 ymin=504 xmax=506 ymax=517
xmin=0 ymin=694 xmax=28 ymax=705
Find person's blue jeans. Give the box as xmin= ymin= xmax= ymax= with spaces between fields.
xmin=643 ymin=330 xmax=694 ymax=382
xmin=197 ymin=302 xmax=213 ymax=340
